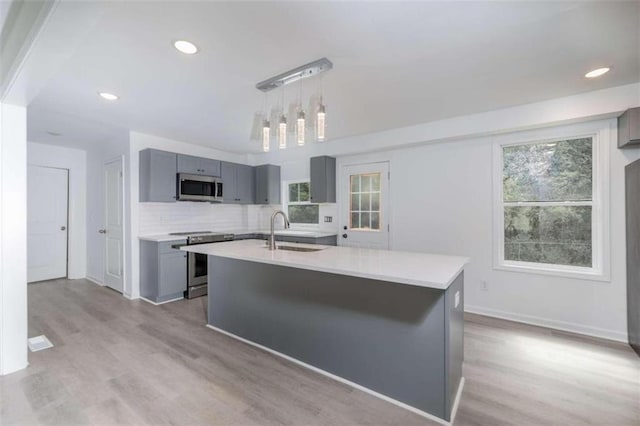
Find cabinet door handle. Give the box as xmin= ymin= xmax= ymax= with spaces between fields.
xmin=60 ymin=226 xmax=66 ymax=231
xmin=98 ymin=229 xmax=107 ymax=234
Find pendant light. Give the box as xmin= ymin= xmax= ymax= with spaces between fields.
xmin=260 ymin=93 xmax=270 ymax=152
xmin=262 ymin=119 xmax=270 ymax=152
xmin=278 ymin=114 xmax=287 ymax=149
xmin=296 ymin=110 xmax=305 ymax=146
xmin=278 ymin=86 xmax=287 ymax=149
xmin=296 ymin=78 xmax=305 ymax=146
xmin=316 ymin=97 xmax=326 ymax=142
xmin=254 ymin=58 xmax=333 ymax=150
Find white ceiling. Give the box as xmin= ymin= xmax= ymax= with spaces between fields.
xmin=27 ymin=1 xmax=640 ymax=153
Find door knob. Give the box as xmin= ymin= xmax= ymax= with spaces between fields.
xmin=98 ymin=229 xmax=107 ymax=234
xmin=343 ymin=226 xmax=347 ymax=230
xmin=60 ymin=226 xmax=66 ymax=231
xmin=342 ymin=233 xmax=348 ymax=239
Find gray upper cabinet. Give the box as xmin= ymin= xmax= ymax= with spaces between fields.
xmin=221 ymin=162 xmax=237 ymax=202
xmin=310 ymin=156 xmax=336 ymax=203
xmin=221 ymin=162 xmax=255 ymax=204
xmin=139 ymin=149 xmax=178 ymax=202
xmin=255 ymin=164 xmax=281 ymax=205
xmin=619 ymin=107 xmax=640 ymax=148
xmin=177 ymin=154 xmax=221 ymax=176
xmin=236 ymin=164 xmax=256 ymax=204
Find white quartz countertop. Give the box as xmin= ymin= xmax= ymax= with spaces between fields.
xmin=181 ymin=239 xmax=468 ymax=290
xmin=139 ymin=229 xmax=338 ymax=242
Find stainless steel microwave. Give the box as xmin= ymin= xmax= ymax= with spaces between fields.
xmin=177 ymin=173 xmax=223 ymax=202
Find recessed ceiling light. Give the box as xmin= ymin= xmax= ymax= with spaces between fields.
xmin=46 ymin=131 xmax=62 ymax=136
xmin=174 ymin=40 xmax=198 ymax=55
xmin=585 ymin=67 xmax=610 ymax=78
xmin=98 ymin=92 xmax=119 ymax=101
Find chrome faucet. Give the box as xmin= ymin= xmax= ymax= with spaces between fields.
xmin=269 ymin=210 xmax=290 ymax=250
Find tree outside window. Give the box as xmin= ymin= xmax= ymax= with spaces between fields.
xmin=501 ymin=137 xmax=593 ymax=268
xmin=287 ymin=182 xmax=319 ymax=224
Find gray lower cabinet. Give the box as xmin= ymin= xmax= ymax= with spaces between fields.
xmin=207 ymin=259 xmax=464 ymax=422
xmin=177 ymin=154 xmax=221 ymax=176
xmin=310 ymin=156 xmax=336 ymax=203
xmin=255 ymin=164 xmax=281 ymax=204
xmin=140 ymin=240 xmax=187 ymax=303
xmin=139 ymin=149 xmax=178 ymax=202
xmin=221 ymin=162 xmax=256 ymax=204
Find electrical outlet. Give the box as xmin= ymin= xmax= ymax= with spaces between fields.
xmin=324 ymin=216 xmax=333 ymax=223
xmin=480 ymin=280 xmax=489 ymax=292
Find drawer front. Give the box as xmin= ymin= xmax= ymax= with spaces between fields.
xmin=158 ymin=240 xmax=187 ymax=254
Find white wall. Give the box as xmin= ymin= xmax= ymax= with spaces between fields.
xmin=250 ymin=83 xmax=640 ymax=342
xmin=0 ymin=103 xmax=28 ymax=375
xmin=128 ymin=131 xmax=249 ymax=299
xmin=27 ymin=142 xmax=87 ymax=279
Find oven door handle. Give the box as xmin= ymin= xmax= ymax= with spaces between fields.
xmin=190 ymin=284 xmax=208 ymax=291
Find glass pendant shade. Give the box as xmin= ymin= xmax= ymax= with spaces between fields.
xmin=296 ymin=110 xmax=305 ymax=146
xmin=262 ymin=120 xmax=270 ymax=152
xmin=316 ymin=103 xmax=326 ymax=142
xmin=278 ymin=115 xmax=287 ymax=149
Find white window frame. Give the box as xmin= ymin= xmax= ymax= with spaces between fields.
xmin=492 ymin=121 xmax=611 ymax=281
xmin=282 ymin=179 xmax=320 ymax=228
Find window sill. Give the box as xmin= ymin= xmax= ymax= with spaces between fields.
xmin=493 ymin=262 xmax=610 ymax=282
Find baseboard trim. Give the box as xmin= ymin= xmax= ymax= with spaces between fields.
xmin=465 ymin=305 xmax=627 ymax=343
xmin=449 ymin=377 xmax=465 ymax=424
xmin=140 ymin=296 xmax=183 ymax=306
xmin=0 ymin=360 xmax=29 ymax=376
xmin=85 ymin=276 xmax=104 ymax=286
xmin=206 ymin=324 xmax=462 ymax=425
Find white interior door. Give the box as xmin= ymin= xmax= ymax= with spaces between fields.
xmin=27 ymin=165 xmax=68 ymax=282
xmin=103 ymin=158 xmax=124 ymax=293
xmin=339 ymin=162 xmax=390 ymax=249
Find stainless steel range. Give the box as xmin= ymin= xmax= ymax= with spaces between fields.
xmin=170 ymin=231 xmax=234 ymax=299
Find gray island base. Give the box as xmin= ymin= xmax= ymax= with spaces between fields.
xmin=206 ymin=255 xmax=465 ymax=424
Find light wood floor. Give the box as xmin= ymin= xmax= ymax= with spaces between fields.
xmin=1 ymin=278 xmax=638 ymax=425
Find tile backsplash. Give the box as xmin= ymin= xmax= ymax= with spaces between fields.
xmin=138 ymin=202 xmax=339 ymax=236
xmin=139 ymin=202 xmax=248 ymax=235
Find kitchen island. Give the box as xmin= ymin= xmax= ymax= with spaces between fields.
xmin=181 ymin=239 xmax=468 ymax=424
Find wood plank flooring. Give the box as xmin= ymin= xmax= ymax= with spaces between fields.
xmin=1 ymin=278 xmax=638 ymax=425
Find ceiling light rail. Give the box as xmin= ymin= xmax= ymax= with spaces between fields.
xmin=256 ymin=58 xmax=333 ymax=92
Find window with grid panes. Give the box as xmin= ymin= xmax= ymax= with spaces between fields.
xmin=349 ymin=173 xmax=381 ymax=230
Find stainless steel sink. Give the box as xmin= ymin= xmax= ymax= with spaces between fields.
xmin=274 ymin=245 xmax=325 ymax=252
